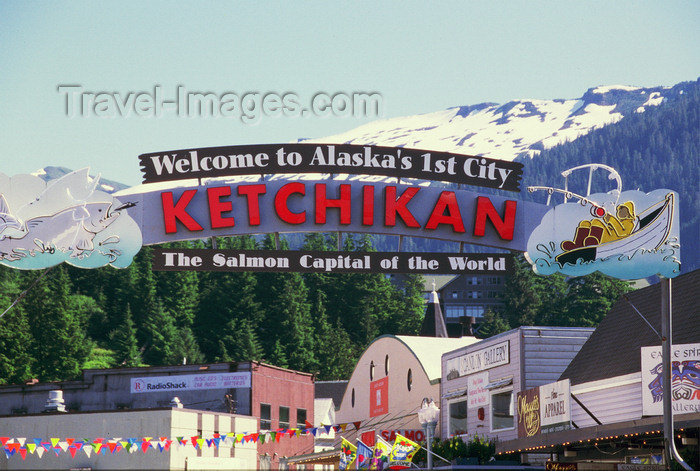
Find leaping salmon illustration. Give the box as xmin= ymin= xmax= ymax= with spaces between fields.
xmin=0 ymin=200 xmax=136 ymax=261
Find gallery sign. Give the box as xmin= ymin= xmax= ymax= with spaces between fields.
xmin=641 ymin=343 xmax=700 ymax=416
xmin=445 ymin=340 xmax=510 ymax=380
xmin=517 ymin=379 xmax=571 ymax=438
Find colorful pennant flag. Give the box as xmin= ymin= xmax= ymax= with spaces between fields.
xmin=387 ymin=433 xmax=419 ymax=470
xmin=356 ymin=439 xmax=373 ymax=469
xmin=369 ymin=436 xmax=391 ymax=470
xmin=340 ymin=437 xmax=357 ymax=471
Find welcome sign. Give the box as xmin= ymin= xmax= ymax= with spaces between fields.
xmin=0 ymin=149 xmax=680 ymax=278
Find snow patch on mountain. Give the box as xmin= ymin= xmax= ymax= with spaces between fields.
xmin=304 ymin=85 xmax=673 ymax=161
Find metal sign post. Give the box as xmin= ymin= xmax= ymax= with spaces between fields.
xmin=661 ymin=277 xmax=693 ymax=471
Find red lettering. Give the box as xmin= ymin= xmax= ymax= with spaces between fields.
xmin=381 ymin=431 xmax=390 ymax=441
xmin=362 ymin=185 xmax=374 ymax=226
xmin=385 ymin=186 xmax=420 ymax=228
xmin=473 ymin=197 xmax=517 ymax=240
xmin=275 ymin=182 xmax=306 ymax=224
xmin=237 ymin=184 xmax=267 ymax=226
xmin=207 ymin=186 xmax=235 ymax=229
xmin=315 ymin=183 xmax=351 ymax=224
xmin=161 ymin=190 xmax=203 ymax=234
xmin=425 ymin=191 xmax=465 ymax=232
xmin=403 ymin=430 xmax=415 ymax=440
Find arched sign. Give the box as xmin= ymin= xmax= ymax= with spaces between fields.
xmin=0 ymin=146 xmax=681 ymax=279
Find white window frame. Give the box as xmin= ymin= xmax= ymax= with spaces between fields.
xmin=446 ymin=397 xmax=469 ymax=437
xmin=490 ymin=388 xmax=515 ymax=432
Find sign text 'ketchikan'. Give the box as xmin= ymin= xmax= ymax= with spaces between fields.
xmin=139 ymin=143 xmax=523 ymax=192
xmin=136 ymin=181 xmax=549 ymax=252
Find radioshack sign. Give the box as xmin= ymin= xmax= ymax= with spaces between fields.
xmin=130 ymin=372 xmax=251 ymax=393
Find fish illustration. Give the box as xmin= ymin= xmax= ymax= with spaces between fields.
xmin=0 ymin=195 xmax=23 ymax=237
xmin=0 ymin=200 xmax=136 ymax=261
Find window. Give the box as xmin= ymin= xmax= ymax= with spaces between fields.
xmin=385 ymin=354 xmax=390 ymax=375
xmin=448 ymin=399 xmax=468 ymax=436
xmin=407 ymin=369 xmax=413 ymax=391
xmin=297 ymin=408 xmax=307 ymax=428
xmin=351 ymin=388 xmax=355 ymax=408
xmin=491 ymin=390 xmax=514 ymax=431
xmin=465 ymin=305 xmax=485 ymax=318
xmin=451 ymin=290 xmax=459 ymax=298
xmin=445 ymin=305 xmax=465 ymax=318
xmin=370 ymin=361 xmax=375 ymax=380
xmin=279 ymin=406 xmax=290 ymax=429
xmin=260 ymin=403 xmax=271 ymax=430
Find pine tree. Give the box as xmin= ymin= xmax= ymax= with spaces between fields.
xmin=22 ymin=267 xmax=91 ymax=381
xmin=110 ymin=305 xmax=142 ymax=367
xmin=142 ymin=297 xmax=179 ymax=365
xmin=0 ymin=267 xmax=34 ymax=384
xmin=313 ymin=291 xmax=357 ymax=380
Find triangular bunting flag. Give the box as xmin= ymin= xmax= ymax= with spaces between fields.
xmin=340 ymin=423 xmax=348 ymax=432
xmin=68 ymin=445 xmax=79 ymax=458
xmin=50 ymin=437 xmax=60 ymax=448
xmin=36 ymin=447 xmax=45 ymax=458
xmin=66 ymin=438 xmax=75 ymax=447
xmin=18 ymin=448 xmax=27 ymax=460
xmin=59 ymin=441 xmax=69 ymax=452
xmin=141 ymin=439 xmax=152 ymax=453
xmin=354 ymin=421 xmax=362 ymax=430
xmin=16 ymin=438 xmax=26 ymax=446
xmin=41 ymin=442 xmax=52 ymax=451
xmin=196 ymin=438 xmax=204 ymax=449
xmin=324 ymin=425 xmax=332 ymax=434
xmin=26 ymin=443 xmax=36 ymax=454
xmin=107 ymin=442 xmax=117 ymax=454
xmin=0 ymin=437 xmax=8 ymax=446
xmin=92 ymin=442 xmax=102 ymax=454
xmin=191 ymin=436 xmax=199 ymax=448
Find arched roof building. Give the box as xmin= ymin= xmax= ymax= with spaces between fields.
xmin=335 ymin=334 xmax=479 ymax=445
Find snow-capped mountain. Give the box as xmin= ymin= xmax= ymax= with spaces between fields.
xmin=305 ymin=84 xmax=688 ymax=161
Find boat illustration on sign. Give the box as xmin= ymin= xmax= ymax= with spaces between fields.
xmin=525 ymin=164 xmax=680 ymax=279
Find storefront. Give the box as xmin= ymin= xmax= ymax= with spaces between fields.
xmin=440 ymin=326 xmax=594 ymax=443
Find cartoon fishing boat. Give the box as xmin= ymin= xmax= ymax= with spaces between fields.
xmin=528 ymin=164 xmax=676 ymax=267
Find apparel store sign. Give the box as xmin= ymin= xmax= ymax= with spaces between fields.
xmin=130 ymin=372 xmax=251 ymax=394
xmin=445 ymin=340 xmax=510 ymax=380
xmin=641 ymin=343 xmax=700 ymax=416
xmin=517 ymin=379 xmax=571 ymax=438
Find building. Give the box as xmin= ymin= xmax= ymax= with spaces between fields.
xmin=335 ymin=334 xmax=480 ymax=446
xmin=0 ymin=361 xmax=314 ymax=470
xmin=440 ymin=273 xmax=507 ymax=324
xmin=389 ymin=273 xmax=508 ymax=338
xmin=440 ymin=326 xmax=595 ymax=443
xmin=0 ymin=407 xmax=258 ymax=470
xmin=495 ymin=270 xmax=700 ymax=470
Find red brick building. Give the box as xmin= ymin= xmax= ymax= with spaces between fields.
xmin=251 ymin=362 xmax=315 ymax=469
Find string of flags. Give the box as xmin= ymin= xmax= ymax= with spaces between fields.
xmin=0 ymin=420 xmax=411 ymax=462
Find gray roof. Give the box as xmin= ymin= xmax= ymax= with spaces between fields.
xmin=559 ymin=269 xmax=700 ymax=386
xmin=315 ymin=380 xmax=348 ymax=405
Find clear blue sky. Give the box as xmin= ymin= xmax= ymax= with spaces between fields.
xmin=1 ymin=0 xmax=698 ymax=186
